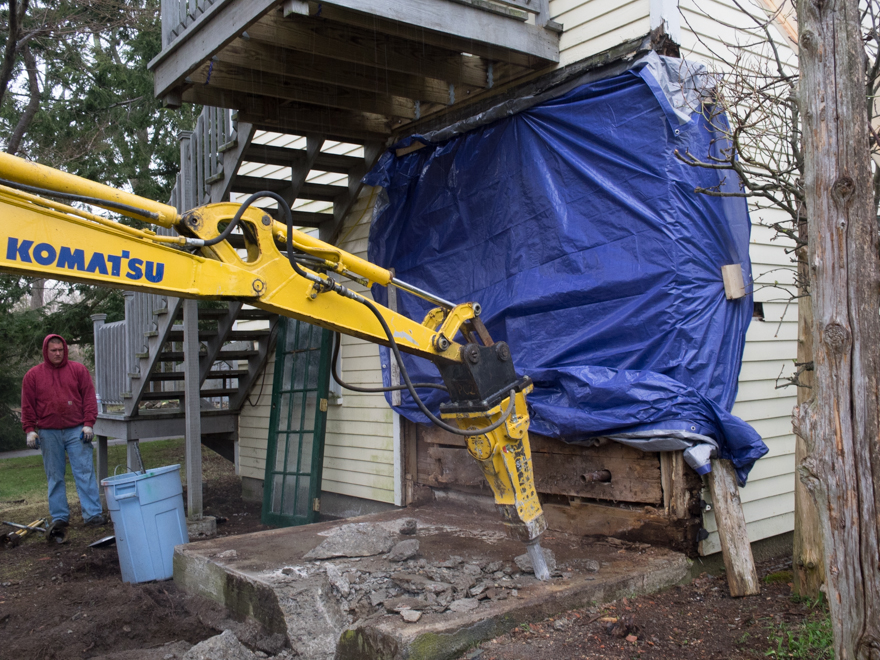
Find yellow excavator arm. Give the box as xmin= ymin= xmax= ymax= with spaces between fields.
xmin=0 ymin=151 xmax=550 ymax=578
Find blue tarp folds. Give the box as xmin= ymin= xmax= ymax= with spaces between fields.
xmin=364 ymin=54 xmax=768 ymax=485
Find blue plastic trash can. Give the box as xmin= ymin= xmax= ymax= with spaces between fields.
xmin=101 ymin=464 xmax=189 ymax=583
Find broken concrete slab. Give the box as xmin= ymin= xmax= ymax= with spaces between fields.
xmin=174 ymin=503 xmax=690 ymax=660
xmin=183 ymin=630 xmax=256 ymax=660
xmin=388 ymin=538 xmax=420 ymax=562
xmin=304 ymin=522 xmax=395 ymax=559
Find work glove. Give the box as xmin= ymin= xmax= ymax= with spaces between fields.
xmin=82 ymin=426 xmax=94 ymax=442
xmin=26 ymin=431 xmax=39 ymax=448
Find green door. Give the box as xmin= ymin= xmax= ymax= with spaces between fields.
xmin=262 ymin=317 xmax=332 ymax=526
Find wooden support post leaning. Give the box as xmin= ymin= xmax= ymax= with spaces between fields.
xmin=707 ymin=458 xmax=760 ymax=597
xmin=183 ymin=298 xmax=203 ymax=519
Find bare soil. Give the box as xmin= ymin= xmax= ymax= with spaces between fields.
xmin=457 ymin=559 xmax=829 ymax=660
xmin=0 ymin=464 xmax=268 ymax=660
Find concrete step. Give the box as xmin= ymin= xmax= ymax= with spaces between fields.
xmin=173 ymin=503 xmax=690 ymax=660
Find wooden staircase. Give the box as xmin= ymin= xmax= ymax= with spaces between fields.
xmin=93 ymin=105 xmax=378 ymax=472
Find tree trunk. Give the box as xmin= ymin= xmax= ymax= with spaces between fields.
xmin=796 ymin=0 xmax=880 ymax=657
xmin=792 ymin=212 xmax=825 ymax=598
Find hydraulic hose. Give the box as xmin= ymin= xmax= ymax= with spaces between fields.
xmin=270 ymin=191 xmax=517 ymax=438
xmin=0 ymin=177 xmax=162 ymax=221
xmin=330 ymin=331 xmax=447 ymax=394
xmin=197 ymin=190 xmax=292 ymax=247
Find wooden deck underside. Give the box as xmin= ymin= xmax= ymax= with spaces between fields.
xmin=150 ymin=0 xmax=561 ymax=142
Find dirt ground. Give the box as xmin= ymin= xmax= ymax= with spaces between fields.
xmin=2 ymin=454 xmax=827 ymax=660
xmin=0 ymin=467 xmax=268 ymax=660
xmin=454 ymin=559 xmax=830 ymax=660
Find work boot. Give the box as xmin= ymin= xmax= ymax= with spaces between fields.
xmin=46 ymin=519 xmax=69 ymax=544
xmin=84 ymin=513 xmax=109 ymax=527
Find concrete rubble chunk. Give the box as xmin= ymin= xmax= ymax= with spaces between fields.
xmin=384 ymin=596 xmax=429 ymax=613
xmin=325 ymin=564 xmax=351 ymax=597
xmin=484 ymin=561 xmax=503 ymax=574
xmin=447 ymin=598 xmax=479 ymax=613
xmin=391 ymin=573 xmax=453 ymax=595
xmin=304 ymin=523 xmax=395 ymax=559
xmin=553 ymin=617 xmax=572 ymax=630
xmin=515 ymin=547 xmax=557 ymax=575
xmin=399 ymin=518 xmax=418 ymax=535
xmin=182 ymin=631 xmax=257 ymax=660
xmin=580 ymin=559 xmax=601 ymax=573
xmin=438 ymin=555 xmax=463 ymax=568
xmin=387 ymin=539 xmax=420 ymax=562
xmin=469 ymin=583 xmax=487 ymax=597
xmin=400 ymin=609 xmax=422 ymax=623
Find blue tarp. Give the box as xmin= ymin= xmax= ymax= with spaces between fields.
xmin=364 ymin=54 xmax=768 ymax=485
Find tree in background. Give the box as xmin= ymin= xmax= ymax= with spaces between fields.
xmin=0 ymin=0 xmax=197 ymax=450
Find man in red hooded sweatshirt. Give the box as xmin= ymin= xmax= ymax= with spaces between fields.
xmin=21 ymin=334 xmax=107 ymax=535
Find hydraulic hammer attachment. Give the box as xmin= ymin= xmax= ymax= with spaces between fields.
xmin=441 ymin=386 xmax=550 ymax=579
xmin=432 ymin=331 xmax=550 ymax=579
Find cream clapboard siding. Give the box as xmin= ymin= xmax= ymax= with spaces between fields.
xmin=238 ymin=347 xmax=274 ymax=482
xmin=324 ymin=186 xmax=397 ymax=504
xmin=677 ymin=0 xmax=800 ymax=553
xmin=699 ymin=215 xmax=799 ymax=555
xmin=550 ymin=0 xmax=651 ymax=66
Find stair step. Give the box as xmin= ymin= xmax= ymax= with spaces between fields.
xmin=146 ymin=369 xmax=249 ymax=382
xmin=164 ymin=329 xmax=270 ymax=342
xmin=254 ymin=208 xmax=331 ymax=228
xmin=243 ymin=143 xmax=363 ymax=174
xmin=139 ymin=388 xmax=239 ymax=401
xmin=156 ymin=349 xmax=259 ymax=361
xmin=231 ymin=176 xmax=345 ymax=202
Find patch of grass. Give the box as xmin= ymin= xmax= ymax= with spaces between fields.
xmin=764 ymin=570 xmax=793 ymax=584
xmin=765 ymin=611 xmax=834 ymax=659
xmin=0 ymin=438 xmax=231 ymax=522
xmin=0 ymin=452 xmax=54 ymax=504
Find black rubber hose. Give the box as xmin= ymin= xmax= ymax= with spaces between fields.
xmin=199 ymin=190 xmax=293 ymax=247
xmin=330 ymin=331 xmax=448 ymax=394
xmin=0 ymin=177 xmax=161 ymax=221
xmin=355 ymin=295 xmax=516 ymax=437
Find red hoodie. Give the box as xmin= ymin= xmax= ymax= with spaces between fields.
xmin=21 ymin=334 xmax=98 ymax=433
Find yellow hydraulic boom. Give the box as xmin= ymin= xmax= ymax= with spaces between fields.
xmin=0 ymin=151 xmax=550 ymax=578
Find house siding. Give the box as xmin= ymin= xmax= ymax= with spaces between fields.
xmin=323 ymin=187 xmax=397 ymax=505
xmin=677 ymin=0 xmax=799 ymax=554
xmin=552 ymin=0 xmax=652 ymax=66
xmin=238 ymin=345 xmax=274 ymax=482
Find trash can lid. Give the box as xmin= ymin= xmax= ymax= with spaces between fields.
xmin=101 ymin=463 xmax=181 ymax=487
